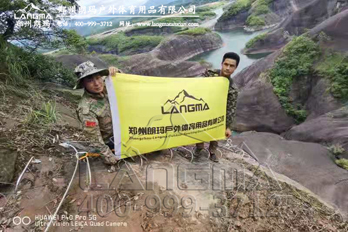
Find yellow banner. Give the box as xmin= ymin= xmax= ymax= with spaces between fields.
xmin=106 ymin=73 xmax=229 ymax=159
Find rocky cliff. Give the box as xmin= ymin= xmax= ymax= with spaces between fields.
xmin=215 ymin=8 xmax=249 ymax=31
xmin=119 ymin=32 xmax=222 ymax=76
xmin=244 ymin=0 xmax=347 ymax=54
xmin=57 ymin=32 xmax=222 ymax=77
xmin=153 ymin=33 xmax=222 ymax=61
xmin=232 ymin=9 xmax=348 ymax=153
xmin=234 ymin=81 xmax=295 ymax=133
xmin=309 ymin=7 xmax=348 ymax=52
xmin=124 ymin=26 xmax=182 ymax=36
xmin=283 ymin=106 xmax=348 ymax=153
xmin=87 ymin=43 xmax=157 ymax=56
xmin=215 ymin=0 xmax=296 ymax=31
xmin=232 ymin=132 xmax=348 ymax=218
xmin=232 ymin=49 xmax=296 ymax=133
xmin=55 ymin=54 xmax=109 ymax=70
xmin=118 ymin=53 xmax=209 ymax=77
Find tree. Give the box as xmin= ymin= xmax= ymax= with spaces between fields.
xmin=0 ymin=0 xmax=86 ymax=53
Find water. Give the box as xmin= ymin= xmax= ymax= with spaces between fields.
xmin=191 ymin=29 xmax=267 ymax=75
xmin=192 ymin=7 xmax=269 ymax=76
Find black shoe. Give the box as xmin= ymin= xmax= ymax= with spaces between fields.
xmin=209 ymin=153 xmax=218 ymax=162
xmin=193 ymin=148 xmax=203 ymax=157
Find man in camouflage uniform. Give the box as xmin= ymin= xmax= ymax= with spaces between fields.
xmin=195 ymin=52 xmax=240 ymax=162
xmin=74 ymin=61 xmax=121 ymax=164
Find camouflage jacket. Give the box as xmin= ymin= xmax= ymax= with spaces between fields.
xmin=201 ymin=69 xmax=238 ymax=129
xmin=77 ymin=89 xmax=114 ymax=160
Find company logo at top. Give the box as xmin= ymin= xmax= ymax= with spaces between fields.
xmin=14 ymin=3 xmax=53 ymax=28
xmin=161 ymin=90 xmax=210 ymax=115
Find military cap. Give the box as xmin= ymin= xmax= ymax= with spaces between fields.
xmin=74 ymin=61 xmax=109 ymax=89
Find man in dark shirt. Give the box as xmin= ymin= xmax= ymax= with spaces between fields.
xmin=195 ymin=52 xmax=240 ymax=162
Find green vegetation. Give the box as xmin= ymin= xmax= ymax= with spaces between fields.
xmin=61 ymin=29 xmax=88 ymax=53
xmin=254 ymin=4 xmax=270 ymax=15
xmin=85 ymin=36 xmax=100 ymax=45
xmin=246 ymin=33 xmax=267 ymax=48
xmin=335 ymin=158 xmax=348 ymax=170
xmin=0 ymin=39 xmax=75 ymax=87
xmin=246 ymin=15 xmax=265 ymax=27
xmin=198 ymin=59 xmax=212 ymax=67
xmin=198 ymin=1 xmax=226 ymax=11
xmin=247 ymin=0 xmax=274 ymax=26
xmin=49 ymin=49 xmax=75 ymax=57
xmin=260 ymin=33 xmax=347 ymax=123
xmin=153 ymin=17 xmax=185 ymax=32
xmin=316 ymin=52 xmax=348 ymax=100
xmin=87 ymin=33 xmax=164 ymax=54
xmin=155 ymin=17 xmax=186 ymax=24
xmin=121 ymin=35 xmax=163 ymax=53
xmin=329 ymin=144 xmax=345 ymax=156
xmin=329 ymin=143 xmax=348 ymax=170
xmin=98 ymin=54 xmax=129 ymax=70
xmin=220 ymin=0 xmax=274 ymax=26
xmin=93 ymin=33 xmax=127 ymax=51
xmin=196 ymin=4 xmax=219 ymax=20
xmin=176 ymin=27 xmax=211 ymax=36
xmin=255 ymin=0 xmax=274 ymax=6
xmin=25 ymin=101 xmax=58 ymax=125
xmin=1 ymin=0 xmax=84 ymax=52
xmin=126 ymin=26 xmax=183 ymax=36
xmin=126 ymin=2 xmax=224 ymax=31
xmin=268 ymin=36 xmax=320 ymax=123
xmin=199 ymin=11 xmax=217 ymax=19
xmin=220 ymin=0 xmax=252 ymax=20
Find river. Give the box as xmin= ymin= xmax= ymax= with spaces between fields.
xmin=192 ymin=7 xmax=268 ymax=75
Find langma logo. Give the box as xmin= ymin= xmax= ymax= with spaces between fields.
xmin=15 ymin=3 xmax=52 ymax=20
xmin=161 ymin=90 xmax=210 ymax=114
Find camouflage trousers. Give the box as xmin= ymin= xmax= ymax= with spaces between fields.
xmin=196 ymin=141 xmax=218 ymax=154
